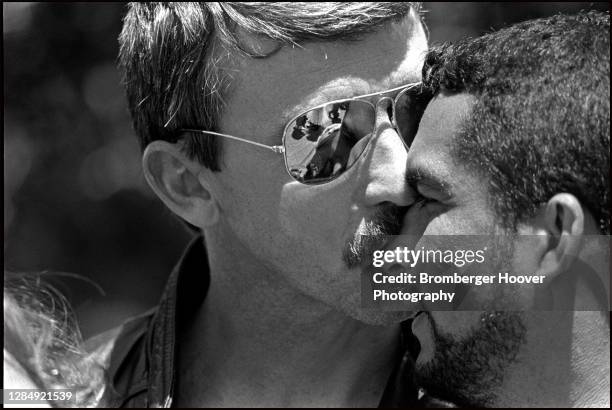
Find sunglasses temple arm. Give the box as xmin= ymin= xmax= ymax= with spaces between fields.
xmin=181 ymin=129 xmax=284 ymax=154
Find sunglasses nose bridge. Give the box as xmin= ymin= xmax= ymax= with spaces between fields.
xmin=374 ymin=96 xmax=395 ymax=127
xmin=374 ymin=96 xmax=408 ymax=153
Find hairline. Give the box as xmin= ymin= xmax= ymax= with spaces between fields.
xmin=207 ymin=8 xmax=425 ymax=152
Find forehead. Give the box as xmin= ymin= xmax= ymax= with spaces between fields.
xmin=407 ymin=92 xmax=476 ymax=170
xmin=219 ymin=13 xmax=426 ymax=138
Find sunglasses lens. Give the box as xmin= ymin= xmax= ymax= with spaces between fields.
xmin=285 ymin=101 xmax=375 ymax=184
xmin=394 ymin=87 xmax=431 ymax=148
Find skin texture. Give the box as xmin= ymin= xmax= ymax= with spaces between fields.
xmin=143 ymin=11 xmax=428 ymax=407
xmin=402 ymin=92 xmax=610 ymax=407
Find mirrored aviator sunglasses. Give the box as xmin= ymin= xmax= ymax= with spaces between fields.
xmin=181 ymin=81 xmax=429 ymax=185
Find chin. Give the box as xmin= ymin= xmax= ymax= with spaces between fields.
xmin=322 ymin=282 xmax=416 ymax=326
xmin=319 ymin=285 xmax=412 ymax=325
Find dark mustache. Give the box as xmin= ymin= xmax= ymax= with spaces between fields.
xmin=343 ymin=203 xmax=409 ymax=268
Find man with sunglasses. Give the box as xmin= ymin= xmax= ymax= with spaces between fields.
xmin=86 ymin=3 xmax=428 ymax=407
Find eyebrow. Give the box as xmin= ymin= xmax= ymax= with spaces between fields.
xmin=404 ymin=166 xmax=453 ymax=199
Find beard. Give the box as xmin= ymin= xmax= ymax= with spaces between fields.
xmin=342 ymin=203 xmax=408 ymax=268
xmin=414 ymin=234 xmax=527 ymax=407
xmin=415 ymin=310 xmax=526 ymax=407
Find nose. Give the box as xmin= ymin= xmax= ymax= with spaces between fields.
xmin=362 ymin=97 xmax=417 ymax=207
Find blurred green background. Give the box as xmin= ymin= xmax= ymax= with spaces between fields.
xmin=4 ymin=2 xmax=609 ymax=337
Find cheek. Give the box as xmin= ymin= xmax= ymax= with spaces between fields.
xmin=426 ymin=211 xmax=494 ymax=236
xmin=215 ymin=150 xmax=355 ymax=273
xmin=212 ymin=150 xmax=290 ymax=263
xmin=401 ymin=207 xmax=465 ymax=238
xmin=216 ymin=144 xmax=286 ymax=217
xmin=509 ymin=236 xmax=543 ymax=275
xmin=220 ymin=176 xmax=281 ymax=224
xmin=278 ymin=181 xmax=353 ymax=245
xmin=403 ymin=202 xmax=498 ymax=237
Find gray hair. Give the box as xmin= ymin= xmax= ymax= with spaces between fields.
xmin=119 ymin=2 xmax=422 ymax=170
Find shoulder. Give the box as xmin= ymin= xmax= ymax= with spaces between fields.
xmin=85 ymin=308 xmax=157 ymax=407
xmin=85 ymin=308 xmax=155 ymax=367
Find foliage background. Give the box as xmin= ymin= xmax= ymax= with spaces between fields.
xmin=4 ymin=2 xmax=609 ymax=336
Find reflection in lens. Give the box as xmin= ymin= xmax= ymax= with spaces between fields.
xmin=285 ymin=101 xmax=375 ymax=184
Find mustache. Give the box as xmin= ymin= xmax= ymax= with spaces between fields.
xmin=343 ymin=203 xmax=409 ymax=268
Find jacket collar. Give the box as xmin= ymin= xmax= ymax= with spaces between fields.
xmin=145 ymin=235 xmax=210 ymax=407
xmin=141 ymin=235 xmax=423 ymax=407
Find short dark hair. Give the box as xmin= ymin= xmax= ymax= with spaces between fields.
xmin=119 ymin=2 xmax=421 ymax=171
xmin=422 ymin=11 xmax=610 ymax=234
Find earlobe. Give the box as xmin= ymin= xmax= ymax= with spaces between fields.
xmin=142 ymin=141 xmax=220 ymax=228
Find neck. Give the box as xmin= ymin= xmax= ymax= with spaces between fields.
xmin=176 ymin=228 xmax=401 ymax=407
xmin=568 ymin=311 xmax=610 ymax=406
xmin=490 ymin=246 xmax=610 ymax=408
xmin=496 ymin=310 xmax=609 ymax=407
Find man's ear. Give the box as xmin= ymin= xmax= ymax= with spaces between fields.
xmin=142 ymin=141 xmax=219 ymax=228
xmin=537 ymin=193 xmax=585 ymax=278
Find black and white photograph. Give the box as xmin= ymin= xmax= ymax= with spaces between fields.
xmin=3 ymin=2 xmax=610 ymax=408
